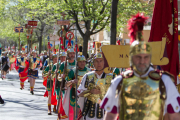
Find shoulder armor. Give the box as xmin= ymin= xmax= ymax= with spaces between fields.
xmin=148 ymin=70 xmax=161 ymax=80
xmin=86 ymin=67 xmax=91 ymax=72
xmin=162 ymin=71 xmax=175 ymax=83
xmin=122 ymin=70 xmax=134 ymax=78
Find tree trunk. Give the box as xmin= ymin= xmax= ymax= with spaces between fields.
xmin=110 ymin=0 xmax=119 ymax=45
xmin=83 ymin=34 xmax=90 ymax=58
xmin=38 ymin=35 xmax=42 ymax=54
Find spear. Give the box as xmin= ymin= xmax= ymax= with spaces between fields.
xmin=47 ymin=36 xmax=52 ymax=96
xmin=54 ymin=29 xmax=63 ymax=96
xmin=75 ymin=24 xmax=78 ymax=120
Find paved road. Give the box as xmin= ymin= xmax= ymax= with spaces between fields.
xmin=0 ymin=69 xmax=57 ymax=120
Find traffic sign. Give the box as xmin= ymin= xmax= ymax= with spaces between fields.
xmin=15 ymin=27 xmax=23 ymax=33
xmin=66 ymin=31 xmax=74 ymax=40
xmin=65 ymin=40 xmax=74 ymax=48
xmin=50 ymin=34 xmax=59 ymax=41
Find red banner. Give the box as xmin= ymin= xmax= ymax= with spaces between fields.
xmin=28 ymin=21 xmax=38 ymax=26
xmin=149 ymin=0 xmax=179 ymax=84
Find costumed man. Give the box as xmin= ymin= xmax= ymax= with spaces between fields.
xmin=16 ymin=51 xmax=29 ymax=90
xmin=43 ymin=52 xmax=53 ymax=71
xmin=0 ymin=51 xmax=10 ymax=79
xmin=43 ymin=54 xmax=58 ymax=115
xmin=41 ymin=50 xmax=49 ymax=70
xmin=57 ymin=47 xmax=76 ymax=119
xmin=28 ymin=50 xmax=40 ymax=95
xmin=58 ymin=46 xmax=91 ymax=120
xmin=101 ymin=13 xmax=180 ymax=120
xmin=42 ymin=52 xmax=53 ymax=97
xmin=55 ymin=51 xmax=67 ymax=101
xmin=77 ymin=42 xmax=113 ymax=120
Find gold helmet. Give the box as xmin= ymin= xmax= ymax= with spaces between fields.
xmin=67 ymin=47 xmax=75 ymax=54
xmin=32 ymin=50 xmax=37 ymax=53
xmin=128 ymin=13 xmax=152 ymax=66
xmin=93 ymin=42 xmax=103 ymax=60
xmin=130 ymin=41 xmax=151 ymax=56
xmin=52 ymin=54 xmax=58 ymax=59
xmin=60 ymin=52 xmax=67 ymax=57
xmin=77 ymin=46 xmax=86 ymax=62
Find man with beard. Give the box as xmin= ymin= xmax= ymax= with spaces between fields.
xmin=77 ymin=43 xmax=113 ymax=120
xmin=0 ymin=51 xmax=10 ymax=79
xmin=101 ymin=13 xmax=180 ymax=120
xmin=28 ymin=50 xmax=40 ymax=95
xmin=58 ymin=46 xmax=91 ymax=120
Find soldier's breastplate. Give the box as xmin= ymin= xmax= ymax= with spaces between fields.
xmin=120 ymin=76 xmax=164 ymax=120
xmin=30 ymin=58 xmax=38 ymax=69
xmin=78 ymin=71 xmax=88 ymax=86
xmin=20 ymin=58 xmax=25 ymax=67
xmin=65 ymin=64 xmax=75 ymax=76
xmin=87 ymin=74 xmax=111 ymax=104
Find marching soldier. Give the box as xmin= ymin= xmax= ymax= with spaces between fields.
xmin=16 ymin=51 xmax=29 ymax=90
xmin=43 ymin=54 xmax=58 ymax=115
xmin=101 ymin=13 xmax=180 ymax=120
xmin=58 ymin=46 xmax=91 ymax=120
xmin=55 ymin=51 xmax=67 ymax=100
xmin=0 ymin=51 xmax=10 ymax=79
xmin=77 ymin=43 xmax=113 ymax=120
xmin=28 ymin=50 xmax=40 ymax=95
xmin=41 ymin=50 xmax=49 ymax=70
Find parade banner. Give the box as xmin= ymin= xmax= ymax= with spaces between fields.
xmin=102 ymin=38 xmax=169 ymax=73
xmin=28 ymin=20 xmax=38 ymax=27
xmin=149 ymin=0 xmax=179 ymax=84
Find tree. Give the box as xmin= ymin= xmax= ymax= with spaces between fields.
xmin=57 ymin=0 xmax=111 ymax=57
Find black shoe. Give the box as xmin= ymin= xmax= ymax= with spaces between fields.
xmin=20 ymin=88 xmax=22 ymax=90
xmin=30 ymin=91 xmax=34 ymax=95
xmin=48 ymin=112 xmax=52 ymax=115
xmin=0 ymin=96 xmax=4 ymax=104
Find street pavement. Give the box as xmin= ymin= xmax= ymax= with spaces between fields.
xmin=0 ymin=69 xmax=57 ymax=120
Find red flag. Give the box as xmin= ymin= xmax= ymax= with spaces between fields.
xmin=149 ymin=0 xmax=179 ymax=84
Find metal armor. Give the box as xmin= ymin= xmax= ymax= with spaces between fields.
xmin=72 ymin=67 xmax=91 ymax=87
xmin=29 ymin=57 xmax=40 ymax=69
xmin=82 ymin=72 xmax=113 ymax=119
xmin=65 ymin=62 xmax=76 ymax=76
xmin=119 ymin=71 xmax=166 ymax=120
xmin=18 ymin=57 xmax=25 ymax=67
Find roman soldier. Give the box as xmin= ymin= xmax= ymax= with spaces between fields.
xmin=16 ymin=51 xmax=29 ymax=90
xmin=77 ymin=42 xmax=113 ymax=120
xmin=101 ymin=13 xmax=180 ymax=120
xmin=43 ymin=52 xmax=53 ymax=71
xmin=0 ymin=51 xmax=10 ymax=79
xmin=28 ymin=50 xmax=40 ymax=95
xmin=41 ymin=50 xmax=49 ymax=70
xmin=55 ymin=51 xmax=67 ymax=100
xmin=58 ymin=46 xmax=91 ymax=120
xmin=43 ymin=54 xmax=58 ymax=115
